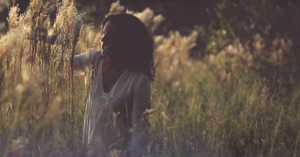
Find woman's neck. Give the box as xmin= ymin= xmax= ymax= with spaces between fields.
xmin=103 ymin=56 xmax=127 ymax=72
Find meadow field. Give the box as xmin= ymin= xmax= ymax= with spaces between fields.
xmin=0 ymin=1 xmax=300 ymax=157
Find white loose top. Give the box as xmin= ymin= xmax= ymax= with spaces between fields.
xmin=73 ymin=48 xmax=151 ymax=157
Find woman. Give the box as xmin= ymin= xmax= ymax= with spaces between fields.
xmin=72 ymin=13 xmax=154 ymax=157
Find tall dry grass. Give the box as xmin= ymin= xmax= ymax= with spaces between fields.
xmin=0 ymin=0 xmax=86 ymax=156
xmin=0 ymin=1 xmax=300 ymax=157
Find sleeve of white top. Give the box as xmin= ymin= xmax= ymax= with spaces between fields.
xmin=72 ymin=48 xmax=98 ymax=76
xmin=131 ymin=74 xmax=151 ymax=157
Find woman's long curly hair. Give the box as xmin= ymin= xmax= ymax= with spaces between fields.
xmin=101 ymin=13 xmax=155 ymax=82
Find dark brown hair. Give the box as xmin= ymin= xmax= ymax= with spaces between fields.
xmin=101 ymin=13 xmax=155 ymax=82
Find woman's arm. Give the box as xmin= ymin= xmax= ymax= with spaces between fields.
xmin=131 ymin=75 xmax=151 ymax=157
xmin=72 ymin=48 xmax=99 ymax=76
